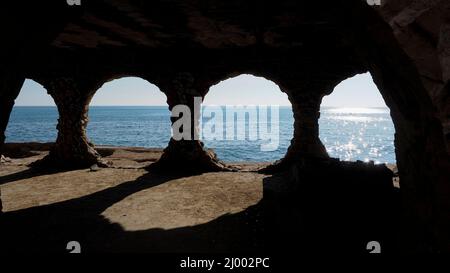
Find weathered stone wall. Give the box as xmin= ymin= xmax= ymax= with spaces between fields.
xmin=372 ymin=0 xmax=450 ymax=253
xmin=0 ymin=74 xmax=24 ymax=157
xmin=378 ymin=0 xmax=450 ymax=154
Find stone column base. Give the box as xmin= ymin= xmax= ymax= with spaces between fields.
xmin=148 ymin=139 xmax=232 ymax=174
xmin=31 ymin=143 xmax=109 ymax=170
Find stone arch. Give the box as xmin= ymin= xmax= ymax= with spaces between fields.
xmin=29 ymin=73 xmax=171 ymax=169
xmin=0 ymin=78 xmax=58 ymax=160
xmin=0 ymin=0 xmax=446 ymax=253
xmin=5 ymin=79 xmax=58 ymax=143
xmin=15 ymin=79 xmax=55 ymax=106
xmin=330 ymin=0 xmax=450 ymax=252
xmin=319 ymin=72 xmax=396 ymax=164
xmin=201 ymin=73 xmax=294 ymax=164
xmin=87 ymin=76 xmax=170 ymax=151
xmin=89 ymin=75 xmax=167 ymax=105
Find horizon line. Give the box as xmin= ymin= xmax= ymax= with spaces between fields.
xmin=13 ymin=105 xmax=389 ymax=108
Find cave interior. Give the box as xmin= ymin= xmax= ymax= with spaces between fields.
xmin=0 ymin=0 xmax=449 ymax=254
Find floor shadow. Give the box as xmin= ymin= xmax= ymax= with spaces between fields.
xmin=0 ymin=171 xmax=206 ymax=252
xmin=0 ymin=159 xmax=402 ymax=254
xmin=0 ymin=167 xmax=72 ymax=186
xmin=2 ymin=142 xmax=54 ymax=158
xmin=261 ymin=159 xmax=402 ymax=254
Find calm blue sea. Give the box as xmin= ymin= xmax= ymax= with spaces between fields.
xmin=5 ymin=106 xmax=396 ymax=163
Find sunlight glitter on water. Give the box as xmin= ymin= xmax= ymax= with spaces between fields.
xmin=6 ymin=106 xmax=397 ymax=164
xmin=320 ymin=107 xmax=395 ymax=164
xmin=325 ymin=107 xmax=389 ymax=114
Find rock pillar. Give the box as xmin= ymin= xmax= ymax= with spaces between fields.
xmin=0 ymin=74 xmax=24 ymax=159
xmin=283 ymin=93 xmax=329 ymax=163
xmin=37 ymin=78 xmax=105 ymax=169
xmin=150 ymin=73 xmax=228 ymax=173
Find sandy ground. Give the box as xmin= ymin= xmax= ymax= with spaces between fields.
xmin=0 ymin=144 xmax=400 ymax=253
xmin=0 ymin=146 xmax=266 ymax=232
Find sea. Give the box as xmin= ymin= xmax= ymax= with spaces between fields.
xmin=5 ymin=106 xmax=396 ymax=164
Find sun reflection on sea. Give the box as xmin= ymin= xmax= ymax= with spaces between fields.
xmin=326 ymin=107 xmax=389 ymax=114
xmin=320 ymin=107 xmax=395 ymax=164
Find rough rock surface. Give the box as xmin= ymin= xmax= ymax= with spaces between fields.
xmin=376 ymin=0 xmax=450 ymax=252
xmin=32 ymin=78 xmax=107 ymax=169
xmin=263 ymin=157 xmax=399 ymax=253
xmin=0 ymin=187 xmax=2 ymax=214
xmin=0 ymin=0 xmax=449 ymax=253
xmin=378 ymin=0 xmax=450 ymax=153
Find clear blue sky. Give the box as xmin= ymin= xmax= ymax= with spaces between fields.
xmin=14 ymin=73 xmax=387 ymax=108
